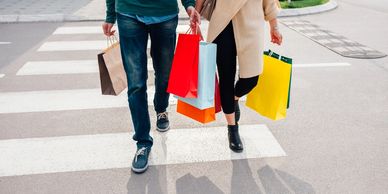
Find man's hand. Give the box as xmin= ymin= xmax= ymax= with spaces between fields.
xmin=186 ymin=6 xmax=201 ymax=33
xmin=102 ymin=22 xmax=115 ymax=37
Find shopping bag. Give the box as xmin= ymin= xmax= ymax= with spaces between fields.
xmin=215 ymin=75 xmax=222 ymax=113
xmin=282 ymin=55 xmax=292 ymax=109
xmin=97 ymin=36 xmax=127 ymax=95
xmin=167 ymin=32 xmax=201 ymax=98
xmin=177 ymin=100 xmax=216 ymax=124
xmin=177 ymin=42 xmax=217 ymax=109
xmin=177 ymin=74 xmax=221 ymax=123
xmin=264 ymin=50 xmax=293 ymax=109
xmin=245 ymin=51 xmax=292 ymax=120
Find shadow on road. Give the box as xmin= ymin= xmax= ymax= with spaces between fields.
xmin=231 ymin=159 xmax=263 ymax=194
xmin=126 ymin=166 xmax=167 ymax=194
xmin=125 ymin=163 xmax=315 ymax=194
xmin=125 ymin=162 xmax=315 ymax=194
xmin=258 ymin=165 xmax=316 ymax=194
xmin=176 ymin=173 xmax=223 ymax=194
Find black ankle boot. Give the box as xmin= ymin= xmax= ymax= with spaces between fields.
xmin=234 ymin=100 xmax=240 ymax=123
xmin=228 ymin=124 xmax=243 ymax=152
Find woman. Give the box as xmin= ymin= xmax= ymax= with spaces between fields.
xmin=196 ymin=0 xmax=283 ymax=152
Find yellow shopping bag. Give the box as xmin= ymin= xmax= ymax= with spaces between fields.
xmin=246 ymin=52 xmax=292 ymax=120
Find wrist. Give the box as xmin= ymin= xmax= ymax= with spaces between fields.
xmin=186 ymin=6 xmax=195 ymax=12
xmin=271 ymin=26 xmax=279 ymax=31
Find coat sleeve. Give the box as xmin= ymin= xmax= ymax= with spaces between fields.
xmin=263 ymin=0 xmax=279 ymax=21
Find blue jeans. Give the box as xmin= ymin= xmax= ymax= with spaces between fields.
xmin=117 ymin=13 xmax=178 ymax=148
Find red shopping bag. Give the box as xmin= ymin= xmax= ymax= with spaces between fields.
xmin=167 ymin=33 xmax=201 ymax=98
xmin=215 ymin=75 xmax=222 ymax=113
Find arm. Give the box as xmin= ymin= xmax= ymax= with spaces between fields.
xmin=269 ymin=18 xmax=282 ymax=45
xmin=263 ymin=0 xmax=279 ymax=22
xmin=102 ymin=0 xmax=116 ymax=37
xmin=105 ymin=0 xmax=116 ymax=24
xmin=182 ymin=0 xmax=201 ymax=32
xmin=263 ymin=0 xmax=282 ymax=45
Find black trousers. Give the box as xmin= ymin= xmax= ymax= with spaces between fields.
xmin=213 ymin=22 xmax=258 ymax=114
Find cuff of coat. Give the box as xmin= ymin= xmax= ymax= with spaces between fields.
xmin=264 ymin=8 xmax=279 ymax=21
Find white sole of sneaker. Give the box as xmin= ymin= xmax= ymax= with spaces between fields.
xmin=131 ymin=164 xmax=149 ymax=174
xmin=156 ymin=126 xmax=170 ymax=132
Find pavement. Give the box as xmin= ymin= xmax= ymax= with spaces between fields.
xmin=0 ymin=0 xmax=387 ymax=194
xmin=0 ymin=0 xmax=338 ymax=23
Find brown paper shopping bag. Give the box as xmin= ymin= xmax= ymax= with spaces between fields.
xmin=97 ymin=37 xmax=127 ymax=95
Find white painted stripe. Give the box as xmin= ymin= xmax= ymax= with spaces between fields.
xmin=17 ymin=60 xmax=98 ymax=75
xmin=235 ymin=62 xmax=350 ymax=72
xmin=177 ymin=24 xmax=190 ymax=33
xmin=0 ymin=87 xmax=172 ymax=114
xmin=294 ymin=62 xmax=351 ymax=68
xmin=17 ymin=60 xmax=351 ymax=76
xmin=38 ymin=41 xmax=106 ymax=51
xmin=16 ymin=59 xmax=155 ymax=75
xmin=0 ymin=124 xmax=285 ymax=177
xmin=53 ymin=25 xmax=190 ymax=35
xmin=53 ymin=26 xmax=103 ymax=35
xmin=38 ymin=40 xmax=151 ymax=51
xmin=0 ymin=88 xmax=245 ymax=114
xmin=0 ymin=42 xmax=11 ymax=45
xmin=0 ymin=74 xmax=5 ymax=78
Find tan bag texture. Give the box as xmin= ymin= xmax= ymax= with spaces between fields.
xmin=98 ymin=41 xmax=127 ymax=96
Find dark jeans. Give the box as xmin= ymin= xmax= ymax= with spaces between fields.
xmin=117 ymin=13 xmax=178 ymax=148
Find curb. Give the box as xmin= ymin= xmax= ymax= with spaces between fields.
xmin=0 ymin=1 xmax=337 ymax=23
xmin=278 ymin=0 xmax=338 ymax=17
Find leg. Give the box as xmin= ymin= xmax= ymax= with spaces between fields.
xmin=234 ymin=76 xmax=259 ymax=122
xmin=213 ymin=21 xmax=237 ymax=125
xmin=235 ymin=76 xmax=259 ymax=98
xmin=149 ymin=16 xmax=178 ymax=114
xmin=149 ymin=16 xmax=178 ymax=132
xmin=117 ymin=14 xmax=153 ymax=149
xmin=213 ymin=21 xmax=243 ymax=152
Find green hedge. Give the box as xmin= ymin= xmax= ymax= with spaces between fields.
xmin=279 ymin=0 xmax=329 ymax=9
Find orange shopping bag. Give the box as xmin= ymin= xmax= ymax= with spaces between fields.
xmin=177 ymin=100 xmax=216 ymax=124
xmin=177 ymin=74 xmax=221 ymax=124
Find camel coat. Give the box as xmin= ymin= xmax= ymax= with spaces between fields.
xmin=207 ymin=0 xmax=279 ymax=78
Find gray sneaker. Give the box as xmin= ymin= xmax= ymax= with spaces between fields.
xmin=131 ymin=147 xmax=151 ymax=174
xmin=156 ymin=112 xmax=170 ymax=132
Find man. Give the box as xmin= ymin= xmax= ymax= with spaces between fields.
xmin=102 ymin=0 xmax=200 ymax=173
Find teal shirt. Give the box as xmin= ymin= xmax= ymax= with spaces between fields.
xmin=105 ymin=0 xmax=195 ymax=24
xmin=118 ymin=13 xmax=178 ymax=25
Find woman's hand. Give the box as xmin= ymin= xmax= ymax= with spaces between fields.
xmin=102 ymin=22 xmax=115 ymax=37
xmin=269 ymin=18 xmax=282 ymax=45
xmin=270 ymin=27 xmax=282 ymax=45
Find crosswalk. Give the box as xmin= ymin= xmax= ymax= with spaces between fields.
xmin=0 ymin=124 xmax=285 ymax=177
xmin=0 ymin=22 xmax=352 ymax=178
xmin=0 ymin=22 xmax=284 ymax=178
